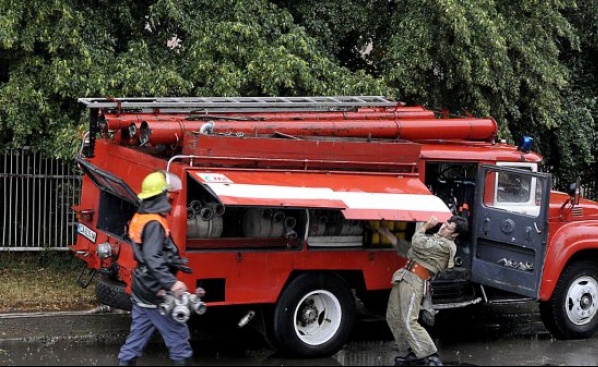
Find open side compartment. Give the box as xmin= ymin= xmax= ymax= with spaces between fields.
xmin=183 ymin=169 xmax=451 ymax=251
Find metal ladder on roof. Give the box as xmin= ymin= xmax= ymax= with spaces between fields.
xmin=78 ymin=96 xmax=399 ymax=111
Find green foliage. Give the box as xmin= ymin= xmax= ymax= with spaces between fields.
xmin=274 ymin=0 xmax=382 ymax=71
xmin=553 ymin=0 xmax=598 ymax=192
xmin=0 ymin=0 xmax=388 ymax=157
xmin=547 ymin=92 xmax=597 ymax=189
xmin=377 ymin=0 xmax=575 ymax=135
xmin=1 ymin=0 xmax=598 ymax=190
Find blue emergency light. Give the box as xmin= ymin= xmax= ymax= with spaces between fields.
xmin=518 ymin=136 xmax=533 ymax=153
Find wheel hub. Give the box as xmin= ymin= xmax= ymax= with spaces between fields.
xmin=293 ymin=290 xmax=343 ymax=346
xmin=299 ymin=302 xmax=319 ymax=326
xmin=566 ymin=276 xmax=598 ymax=326
xmin=581 ymin=294 xmax=592 ymax=309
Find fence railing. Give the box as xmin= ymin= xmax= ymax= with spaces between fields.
xmin=0 ymin=148 xmax=82 ymax=251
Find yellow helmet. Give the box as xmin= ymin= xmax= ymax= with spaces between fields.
xmin=138 ymin=172 xmax=167 ymax=199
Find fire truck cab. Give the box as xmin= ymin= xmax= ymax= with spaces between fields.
xmin=71 ymin=96 xmax=598 ymax=358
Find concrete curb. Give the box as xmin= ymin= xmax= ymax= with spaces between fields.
xmin=0 ymin=308 xmax=132 ymax=344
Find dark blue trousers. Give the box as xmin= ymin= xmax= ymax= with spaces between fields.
xmin=118 ymin=304 xmax=193 ymax=363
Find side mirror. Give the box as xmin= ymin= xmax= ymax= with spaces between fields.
xmin=567 ymin=182 xmax=577 ymax=197
xmin=568 ymin=178 xmax=581 ymax=206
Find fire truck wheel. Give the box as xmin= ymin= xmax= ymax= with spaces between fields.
xmin=540 ymin=260 xmax=598 ymax=339
xmin=96 ymin=275 xmax=133 ymax=311
xmin=269 ymin=272 xmax=356 ymax=358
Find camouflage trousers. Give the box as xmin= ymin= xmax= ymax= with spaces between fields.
xmin=386 ymin=279 xmax=437 ymax=359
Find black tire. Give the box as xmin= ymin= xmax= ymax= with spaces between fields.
xmin=269 ymin=273 xmax=356 ymax=358
xmin=540 ymin=261 xmax=598 ymax=339
xmin=96 ymin=275 xmax=133 ymax=311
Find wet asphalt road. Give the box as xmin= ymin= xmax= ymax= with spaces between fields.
xmin=0 ymin=301 xmax=597 ymax=366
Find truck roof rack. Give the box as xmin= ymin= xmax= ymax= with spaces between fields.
xmin=78 ymin=96 xmax=399 ymax=111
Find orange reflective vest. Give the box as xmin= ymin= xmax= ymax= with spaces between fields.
xmin=128 ymin=213 xmax=170 ymax=243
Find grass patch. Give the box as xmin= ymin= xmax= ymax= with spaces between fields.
xmin=0 ymin=252 xmax=99 ymax=313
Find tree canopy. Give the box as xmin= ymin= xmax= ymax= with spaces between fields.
xmin=0 ymin=0 xmax=596 ymax=191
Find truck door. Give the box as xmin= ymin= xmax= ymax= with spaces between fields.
xmin=75 ymin=157 xmax=140 ymax=238
xmin=471 ymin=165 xmax=551 ymax=298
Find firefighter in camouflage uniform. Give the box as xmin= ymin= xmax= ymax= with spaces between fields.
xmin=378 ymin=215 xmax=468 ymax=367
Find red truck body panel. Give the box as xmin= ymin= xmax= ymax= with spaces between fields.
xmin=71 ymin=96 xmax=598 ymax=350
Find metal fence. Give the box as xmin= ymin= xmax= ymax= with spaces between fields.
xmin=0 ymin=148 xmax=82 ymax=251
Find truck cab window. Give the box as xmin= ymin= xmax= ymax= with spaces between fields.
xmin=497 ymin=171 xmax=532 ymax=203
xmin=485 ymin=172 xmax=543 ymax=216
xmin=492 ymin=164 xmax=542 ymax=217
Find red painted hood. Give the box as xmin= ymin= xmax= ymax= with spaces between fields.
xmin=549 ymin=191 xmax=598 ymax=221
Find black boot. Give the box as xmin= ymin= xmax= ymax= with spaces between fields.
xmin=394 ymin=352 xmax=421 ymax=366
xmin=424 ymin=353 xmax=443 ymax=366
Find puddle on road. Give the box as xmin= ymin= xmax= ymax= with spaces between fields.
xmin=1 ymin=302 xmax=597 ymax=366
xmin=1 ymin=336 xmax=594 ymax=366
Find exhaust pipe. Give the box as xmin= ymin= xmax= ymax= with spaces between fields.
xmin=238 ymin=311 xmax=256 ymax=328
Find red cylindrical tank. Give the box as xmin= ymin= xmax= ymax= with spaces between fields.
xmin=106 ymin=108 xmax=436 ymax=145
xmin=138 ymin=118 xmax=498 ymax=146
xmin=104 ymin=108 xmax=435 ymax=126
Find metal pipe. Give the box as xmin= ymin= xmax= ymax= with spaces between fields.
xmin=172 ymin=305 xmax=191 ymax=323
xmin=272 ymin=211 xmax=285 ymax=223
xmin=284 ymin=216 xmax=297 ymax=230
xmin=189 ymin=294 xmax=207 ymax=315
xmin=212 ymin=203 xmax=226 ymax=217
xmin=190 ymin=200 xmax=203 ymax=212
xmin=199 ymin=121 xmax=215 ymax=134
xmin=166 ymin=155 xmax=202 ymax=172
xmin=238 ymin=311 xmax=256 ymax=328
xmin=186 ymin=109 xmax=436 ymax=122
xmin=199 ymin=207 xmax=214 ymax=221
xmin=159 ymin=294 xmax=176 ymax=316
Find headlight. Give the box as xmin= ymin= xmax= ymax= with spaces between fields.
xmin=96 ymin=242 xmax=113 ymax=259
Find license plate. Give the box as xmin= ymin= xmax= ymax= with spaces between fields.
xmin=77 ymin=223 xmax=97 ymax=243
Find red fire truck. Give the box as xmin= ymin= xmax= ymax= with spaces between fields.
xmin=71 ymin=96 xmax=598 ymax=357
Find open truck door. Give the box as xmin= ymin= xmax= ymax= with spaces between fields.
xmin=472 ymin=165 xmax=551 ymax=298
xmin=75 ymin=156 xmax=140 ymax=239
